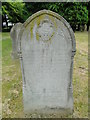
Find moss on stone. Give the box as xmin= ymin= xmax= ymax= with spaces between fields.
xmin=30 ymin=20 xmax=35 ymax=40
xmin=36 ymin=32 xmax=39 ymax=41
xmin=48 ymin=15 xmax=57 ymax=29
xmin=36 ymin=14 xmax=46 ymax=41
xmin=29 ymin=14 xmax=57 ymax=42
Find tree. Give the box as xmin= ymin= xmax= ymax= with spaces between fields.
xmin=2 ymin=2 xmax=88 ymax=31
xmin=2 ymin=2 xmax=26 ymax=27
xmin=24 ymin=2 xmax=88 ymax=31
xmin=62 ymin=3 xmax=88 ymax=31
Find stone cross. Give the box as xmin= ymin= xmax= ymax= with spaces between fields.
xmin=18 ymin=10 xmax=76 ymax=116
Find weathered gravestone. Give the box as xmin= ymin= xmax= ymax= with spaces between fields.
xmin=18 ymin=10 xmax=76 ymax=116
xmin=10 ymin=23 xmax=22 ymax=59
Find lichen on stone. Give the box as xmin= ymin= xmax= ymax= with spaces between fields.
xmin=30 ymin=20 xmax=35 ymax=40
xmin=29 ymin=14 xmax=57 ymax=42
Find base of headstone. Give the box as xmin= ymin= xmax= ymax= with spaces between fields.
xmin=24 ymin=108 xmax=73 ymax=118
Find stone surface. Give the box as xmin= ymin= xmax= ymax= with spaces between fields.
xmin=18 ymin=10 xmax=76 ymax=116
xmin=10 ymin=23 xmax=22 ymax=59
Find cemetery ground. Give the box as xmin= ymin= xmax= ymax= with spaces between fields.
xmin=1 ymin=32 xmax=88 ymax=118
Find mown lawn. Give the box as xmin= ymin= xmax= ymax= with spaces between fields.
xmin=2 ymin=32 xmax=88 ymax=118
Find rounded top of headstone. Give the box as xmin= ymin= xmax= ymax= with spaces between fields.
xmin=23 ymin=10 xmax=76 ymax=55
xmin=24 ymin=9 xmax=69 ymax=28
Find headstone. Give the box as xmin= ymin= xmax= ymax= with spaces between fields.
xmin=10 ymin=23 xmax=22 ymax=59
xmin=18 ymin=10 xmax=76 ymax=116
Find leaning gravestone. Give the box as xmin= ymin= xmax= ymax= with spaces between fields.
xmin=10 ymin=23 xmax=22 ymax=59
xmin=18 ymin=10 xmax=76 ymax=117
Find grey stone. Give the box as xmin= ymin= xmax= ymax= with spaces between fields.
xmin=18 ymin=10 xmax=76 ymax=116
xmin=10 ymin=23 xmax=22 ymax=59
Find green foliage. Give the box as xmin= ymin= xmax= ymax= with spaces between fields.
xmin=2 ymin=2 xmax=88 ymax=31
xmin=2 ymin=2 xmax=25 ymax=23
xmin=24 ymin=2 xmax=88 ymax=27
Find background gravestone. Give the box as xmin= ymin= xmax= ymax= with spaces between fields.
xmin=18 ymin=10 xmax=76 ymax=116
xmin=10 ymin=23 xmax=22 ymax=59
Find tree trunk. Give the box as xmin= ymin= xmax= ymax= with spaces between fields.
xmin=77 ymin=24 xmax=80 ymax=31
xmin=72 ymin=25 xmax=76 ymax=32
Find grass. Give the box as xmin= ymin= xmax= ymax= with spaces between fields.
xmin=73 ymin=32 xmax=88 ymax=118
xmin=0 ymin=33 xmax=2 ymax=119
xmin=2 ymin=31 xmax=88 ymax=118
xmin=2 ymin=33 xmax=23 ymax=118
